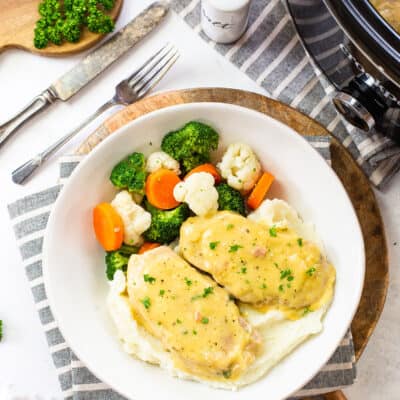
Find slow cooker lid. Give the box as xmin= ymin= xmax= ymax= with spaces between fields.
xmin=323 ymin=0 xmax=400 ymax=88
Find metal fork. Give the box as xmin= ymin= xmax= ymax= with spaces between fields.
xmin=12 ymin=44 xmax=179 ymax=184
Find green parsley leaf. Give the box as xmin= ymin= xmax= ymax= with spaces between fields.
xmin=226 ymin=224 xmax=234 ymax=230
xmin=192 ymin=330 xmax=197 ymax=335
xmin=159 ymin=289 xmax=165 ymax=296
xmin=184 ymin=277 xmax=192 ymax=286
xmin=201 ymin=317 xmax=209 ymax=324
xmin=222 ymin=369 xmax=232 ymax=379
xmin=260 ymin=283 xmax=267 ymax=289
xmin=303 ymin=306 xmax=312 ymax=316
xmin=209 ymin=241 xmax=220 ymax=250
xmin=176 ymin=318 xmax=182 ymax=324
xmin=229 ymin=244 xmax=243 ymax=253
xmin=144 ymin=274 xmax=156 ymax=284
xmin=241 ymin=267 xmax=247 ymax=274
xmin=269 ymin=225 xmax=277 ymax=237
xmin=306 ymin=267 xmax=316 ymax=277
xmin=141 ymin=296 xmax=151 ymax=309
xmin=278 ymin=284 xmax=284 ymax=292
xmin=203 ymin=286 xmax=214 ymax=297
xmin=297 ymin=238 xmax=303 ymax=247
xmin=280 ymin=269 xmax=292 ymax=280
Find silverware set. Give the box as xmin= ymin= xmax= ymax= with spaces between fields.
xmin=0 ymin=1 xmax=178 ymax=184
xmin=12 ymin=44 xmax=179 ymax=184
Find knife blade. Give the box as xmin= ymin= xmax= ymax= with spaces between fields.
xmin=0 ymin=1 xmax=169 ymax=148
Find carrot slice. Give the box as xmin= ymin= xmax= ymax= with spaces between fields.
xmin=93 ymin=203 xmax=124 ymax=251
xmin=145 ymin=168 xmax=181 ymax=210
xmin=247 ymin=172 xmax=275 ymax=210
xmin=184 ymin=163 xmax=221 ymax=184
xmin=138 ymin=242 xmax=161 ymax=254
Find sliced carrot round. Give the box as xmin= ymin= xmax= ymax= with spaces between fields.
xmin=185 ymin=163 xmax=221 ymax=184
xmin=93 ymin=203 xmax=124 ymax=251
xmin=138 ymin=242 xmax=161 ymax=254
xmin=145 ymin=168 xmax=181 ymax=210
xmin=247 ymin=172 xmax=275 ymax=210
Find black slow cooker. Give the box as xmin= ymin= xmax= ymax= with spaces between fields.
xmin=286 ymin=0 xmax=400 ymax=141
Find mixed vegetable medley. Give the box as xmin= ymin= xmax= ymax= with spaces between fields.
xmin=92 ymin=121 xmax=275 ymax=281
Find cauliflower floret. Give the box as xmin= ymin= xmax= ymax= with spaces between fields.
xmin=248 ymin=199 xmax=321 ymax=245
xmin=111 ymin=191 xmax=151 ymax=245
xmin=146 ymin=151 xmax=181 ymax=175
xmin=173 ymin=172 xmax=218 ymax=217
xmin=217 ymin=143 xmax=262 ymax=191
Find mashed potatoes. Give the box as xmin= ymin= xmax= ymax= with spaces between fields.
xmin=107 ymin=199 xmax=335 ymax=389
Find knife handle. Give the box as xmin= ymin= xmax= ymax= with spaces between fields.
xmin=0 ymin=89 xmax=57 ymax=148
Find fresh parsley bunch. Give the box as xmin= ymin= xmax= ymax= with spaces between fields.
xmin=34 ymin=0 xmax=116 ymax=49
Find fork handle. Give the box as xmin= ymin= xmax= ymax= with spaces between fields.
xmin=0 ymin=89 xmax=57 ymax=148
xmin=11 ymin=100 xmax=115 ymax=184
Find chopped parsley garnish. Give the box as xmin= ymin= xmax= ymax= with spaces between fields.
xmin=280 ymin=269 xmax=291 ymax=280
xmin=141 ymin=297 xmax=151 ymax=309
xmin=241 ymin=267 xmax=247 ymax=274
xmin=209 ymin=241 xmax=220 ymax=250
xmin=229 ymin=244 xmax=243 ymax=253
xmin=226 ymin=224 xmax=234 ymax=230
xmin=193 ymin=330 xmax=197 ymax=335
xmin=278 ymin=284 xmax=284 ymax=292
xmin=159 ymin=289 xmax=165 ymax=296
xmin=297 ymin=238 xmax=303 ymax=247
xmin=303 ymin=306 xmax=312 ymax=316
xmin=287 ymin=275 xmax=294 ymax=282
xmin=176 ymin=318 xmax=182 ymax=324
xmin=222 ymin=369 xmax=232 ymax=379
xmin=144 ymin=274 xmax=156 ymax=284
xmin=306 ymin=267 xmax=316 ymax=277
xmin=201 ymin=317 xmax=209 ymax=324
xmin=184 ymin=277 xmax=192 ymax=286
xmin=260 ymin=283 xmax=267 ymax=289
xmin=269 ymin=225 xmax=277 ymax=237
xmin=191 ymin=286 xmax=214 ymax=301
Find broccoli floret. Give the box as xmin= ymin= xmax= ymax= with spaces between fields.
xmin=105 ymin=244 xmax=138 ymax=280
xmin=161 ymin=121 xmax=219 ymax=174
xmin=216 ymin=183 xmax=246 ymax=215
xmin=144 ymin=201 xmax=190 ymax=244
xmin=86 ymin=7 xmax=115 ymax=33
xmin=110 ymin=152 xmax=146 ymax=195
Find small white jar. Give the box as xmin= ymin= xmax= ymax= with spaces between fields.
xmin=201 ymin=0 xmax=251 ymax=44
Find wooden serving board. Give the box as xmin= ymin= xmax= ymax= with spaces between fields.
xmin=77 ymin=88 xmax=389 ymax=400
xmin=0 ymin=0 xmax=122 ymax=56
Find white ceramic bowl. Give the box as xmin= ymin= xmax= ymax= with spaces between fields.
xmin=43 ymin=103 xmax=365 ymax=400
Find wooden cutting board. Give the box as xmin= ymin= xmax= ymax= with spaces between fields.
xmin=77 ymin=88 xmax=389 ymax=400
xmin=0 ymin=0 xmax=122 ymax=56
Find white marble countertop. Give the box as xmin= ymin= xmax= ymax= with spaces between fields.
xmin=0 ymin=1 xmax=399 ymax=399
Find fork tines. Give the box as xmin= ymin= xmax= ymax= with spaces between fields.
xmin=128 ymin=44 xmax=179 ymax=99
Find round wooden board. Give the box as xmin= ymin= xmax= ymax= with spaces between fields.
xmin=77 ymin=88 xmax=388 ymax=400
xmin=0 ymin=0 xmax=122 ymax=57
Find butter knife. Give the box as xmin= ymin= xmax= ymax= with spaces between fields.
xmin=0 ymin=1 xmax=169 ymax=148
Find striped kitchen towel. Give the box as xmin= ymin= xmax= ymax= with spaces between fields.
xmin=8 ymin=137 xmax=357 ymax=400
xmin=170 ymin=0 xmax=400 ymax=189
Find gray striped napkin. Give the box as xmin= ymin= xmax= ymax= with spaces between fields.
xmin=170 ymin=0 xmax=400 ymax=189
xmin=8 ymin=136 xmax=356 ymax=400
